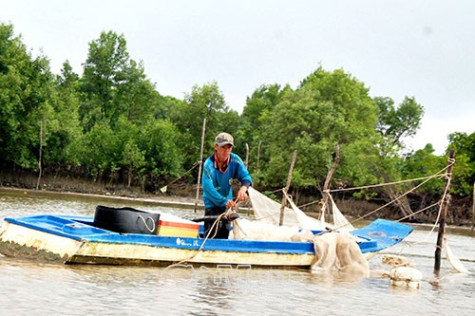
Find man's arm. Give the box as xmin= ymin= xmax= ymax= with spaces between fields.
xmin=202 ymin=165 xmax=228 ymax=208
xmin=233 ymin=154 xmax=252 ymax=202
xmin=236 ymin=185 xmax=249 ymax=201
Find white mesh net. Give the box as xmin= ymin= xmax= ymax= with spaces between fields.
xmin=247 ymin=187 xmax=301 ymax=226
xmin=328 ymin=194 xmax=355 ymax=232
xmin=235 ymin=187 xmax=369 ymax=274
xmin=311 ymin=231 xmax=369 ymax=275
xmin=284 ymin=192 xmax=327 ymax=230
xmin=248 ymin=187 xmax=346 ymax=231
xmin=230 ymin=218 xmax=301 ymax=241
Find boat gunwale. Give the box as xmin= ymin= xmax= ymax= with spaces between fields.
xmin=2 ymin=215 xmax=412 ymax=256
xmin=3 ymin=215 xmax=316 ymax=255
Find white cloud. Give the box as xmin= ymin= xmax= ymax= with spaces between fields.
xmin=1 ymin=0 xmax=474 ymax=149
xmin=404 ymin=114 xmax=475 ymax=155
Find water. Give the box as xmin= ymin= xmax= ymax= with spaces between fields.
xmin=1 ymin=188 xmax=474 ymax=315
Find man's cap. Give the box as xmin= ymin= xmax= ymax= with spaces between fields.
xmin=215 ymin=132 xmax=234 ymax=147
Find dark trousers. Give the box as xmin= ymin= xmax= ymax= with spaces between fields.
xmin=204 ymin=206 xmax=229 ymax=239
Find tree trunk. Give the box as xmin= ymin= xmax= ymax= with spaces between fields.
xmin=257 ymin=140 xmax=262 ymax=171
xmin=383 ymin=185 xmax=414 ymax=219
xmin=128 ymin=170 xmax=132 ymax=188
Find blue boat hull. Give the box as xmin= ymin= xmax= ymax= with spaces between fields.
xmin=0 ymin=215 xmax=413 ymax=267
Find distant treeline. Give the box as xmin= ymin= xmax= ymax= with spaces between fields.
xmin=0 ymin=23 xmax=473 ymax=219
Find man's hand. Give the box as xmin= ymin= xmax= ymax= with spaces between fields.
xmin=236 ymin=186 xmax=249 ymax=202
xmin=226 ymin=199 xmax=237 ymax=209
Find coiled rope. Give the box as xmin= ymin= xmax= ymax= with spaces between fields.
xmin=136 ymin=215 xmax=156 ymax=233
xmin=165 ymin=202 xmax=240 ymax=268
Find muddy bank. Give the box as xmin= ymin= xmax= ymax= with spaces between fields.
xmin=0 ymin=170 xmax=195 ymax=201
xmin=0 ymin=186 xmax=202 ymax=210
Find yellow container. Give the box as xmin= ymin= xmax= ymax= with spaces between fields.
xmin=157 ymin=220 xmax=199 ymax=238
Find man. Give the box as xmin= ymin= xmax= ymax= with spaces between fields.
xmin=202 ymin=132 xmax=252 ymax=239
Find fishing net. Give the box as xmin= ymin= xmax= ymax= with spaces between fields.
xmin=248 ymin=187 xmax=349 ymax=231
xmin=234 ymin=188 xmax=369 ymax=274
xmin=311 ymin=231 xmax=369 ymax=275
xmin=444 ymin=237 xmax=469 ymax=273
xmin=283 ymin=192 xmax=326 ymax=230
xmin=230 ymin=218 xmax=369 ymax=276
xmin=230 ymin=218 xmax=301 ymax=241
xmin=328 ymin=194 xmax=355 ymax=231
xmin=247 ymin=187 xmax=301 ymax=227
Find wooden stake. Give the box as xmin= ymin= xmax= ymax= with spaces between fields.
xmin=279 ymin=150 xmax=297 ymax=226
xmin=36 ymin=120 xmax=43 ymax=190
xmin=245 ymin=143 xmax=249 ymax=168
xmin=434 ymin=150 xmax=455 ymax=275
xmin=194 ymin=118 xmax=206 ymax=213
xmin=320 ymin=143 xmax=340 ymax=220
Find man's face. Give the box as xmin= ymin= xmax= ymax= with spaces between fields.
xmin=214 ymin=144 xmax=233 ymax=161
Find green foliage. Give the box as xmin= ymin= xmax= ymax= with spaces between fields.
xmin=240 ymin=84 xmax=290 ymax=170
xmin=79 ymin=31 xmax=159 ymax=131
xmin=76 ymin=120 xmax=118 ymax=179
xmin=44 ymin=61 xmax=82 ymax=166
xmin=0 ymin=23 xmax=58 ymax=169
xmin=1 ymin=22 xmax=473 ymax=201
xmin=337 ymin=137 xmax=382 ymax=187
xmin=255 ymin=67 xmax=378 ymax=188
xmin=173 ymin=82 xmax=236 ymax=167
xmin=400 ymin=144 xmax=446 ymax=194
xmin=345 ymin=96 xmax=426 ymax=204
xmin=446 ymin=132 xmax=475 ymax=195
xmin=139 ymin=118 xmax=185 ymax=179
xmin=375 ymin=96 xmax=424 ymax=148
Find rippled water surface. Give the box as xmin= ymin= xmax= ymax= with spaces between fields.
xmin=1 ymin=188 xmax=474 ymax=315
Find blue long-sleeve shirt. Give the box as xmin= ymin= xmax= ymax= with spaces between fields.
xmin=202 ymin=152 xmax=252 ymax=209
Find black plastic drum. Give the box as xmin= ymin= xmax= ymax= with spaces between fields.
xmin=93 ymin=205 xmax=160 ymax=234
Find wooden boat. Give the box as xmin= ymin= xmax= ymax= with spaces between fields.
xmin=0 ymin=211 xmax=412 ymax=268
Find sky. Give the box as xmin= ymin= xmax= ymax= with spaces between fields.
xmin=1 ymin=0 xmax=474 ymax=155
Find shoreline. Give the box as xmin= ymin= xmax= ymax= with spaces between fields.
xmin=0 ymin=186 xmax=204 ymax=210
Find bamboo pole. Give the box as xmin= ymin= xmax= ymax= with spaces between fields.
xmin=434 ymin=150 xmax=455 ymax=275
xmin=279 ymin=150 xmax=297 ymax=226
xmin=36 ymin=121 xmax=43 ymax=190
xmin=194 ymin=118 xmax=206 ymax=213
xmin=320 ymin=143 xmax=340 ymax=220
xmin=245 ymin=143 xmax=249 ymax=168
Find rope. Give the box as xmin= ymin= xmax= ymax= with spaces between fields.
xmin=396 ymin=201 xmax=441 ymax=223
xmin=327 ymin=169 xmax=449 ymax=193
xmin=296 ymin=172 xmax=447 ymax=209
xmin=393 ymin=199 xmax=446 ymax=255
xmin=136 ymin=215 xmax=156 ymax=233
xmin=327 ymin=173 xmax=446 ymax=193
xmin=320 ymin=163 xmax=454 ymax=230
xmin=160 ymin=161 xmax=201 ymax=190
xmin=166 ymin=201 xmax=239 ymax=267
xmin=298 ymin=199 xmax=320 ymax=209
xmin=386 ymin=161 xmax=454 ymax=255
xmin=347 ymin=172 xmax=444 ymax=225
